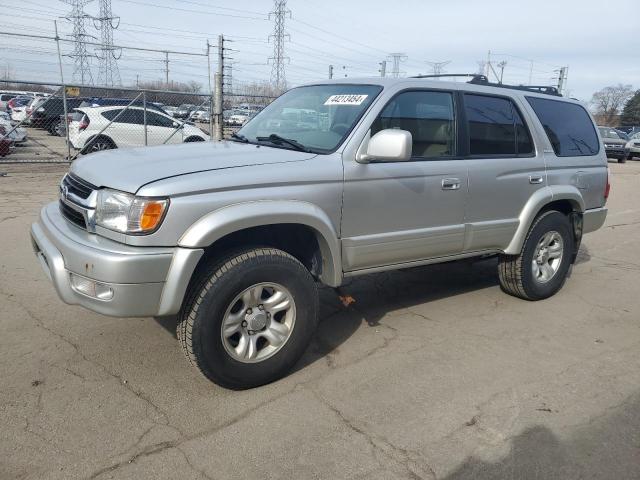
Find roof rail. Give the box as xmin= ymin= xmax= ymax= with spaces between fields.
xmin=468 ymin=76 xmax=562 ymax=96
xmin=410 ymin=73 xmax=489 ymax=82
xmin=409 ymin=73 xmax=562 ymax=97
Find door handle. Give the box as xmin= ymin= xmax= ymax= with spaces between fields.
xmin=529 ymin=175 xmax=544 ymax=185
xmin=441 ymin=178 xmax=461 ymax=190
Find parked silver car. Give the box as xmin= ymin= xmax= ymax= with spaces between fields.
xmin=31 ymin=77 xmax=609 ymax=388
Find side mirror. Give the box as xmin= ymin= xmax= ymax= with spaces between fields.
xmin=357 ymin=129 xmax=412 ymax=163
xmin=172 ymin=121 xmax=182 ymax=129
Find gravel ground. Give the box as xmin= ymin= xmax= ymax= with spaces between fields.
xmin=0 ymin=160 xmax=639 ymax=480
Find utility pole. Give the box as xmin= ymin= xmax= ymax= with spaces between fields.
xmin=268 ymin=0 xmax=290 ymax=91
xmin=379 ymin=60 xmax=386 ymax=77
xmin=328 ymin=64 xmax=333 ymax=79
xmin=388 ymin=53 xmax=407 ymax=78
xmin=214 ymin=34 xmax=224 ymax=141
xmin=163 ymin=51 xmax=169 ymax=88
xmin=497 ymin=60 xmax=507 ymax=84
xmin=425 ymin=60 xmax=451 ymax=78
xmin=62 ymin=0 xmax=95 ymax=85
xmin=94 ymin=0 xmax=121 ymax=86
xmin=486 ymin=50 xmax=491 ymax=78
xmin=556 ymin=66 xmax=568 ymax=95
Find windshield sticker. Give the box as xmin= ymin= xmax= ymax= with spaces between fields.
xmin=324 ymin=94 xmax=368 ymax=106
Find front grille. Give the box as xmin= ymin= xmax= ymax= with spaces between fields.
xmin=59 ymin=200 xmax=87 ymax=229
xmin=63 ymin=173 xmax=95 ymax=200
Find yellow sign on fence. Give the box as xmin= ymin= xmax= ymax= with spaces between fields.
xmin=65 ymin=87 xmax=80 ymax=97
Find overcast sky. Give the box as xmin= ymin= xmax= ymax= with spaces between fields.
xmin=2 ymin=0 xmax=638 ymax=101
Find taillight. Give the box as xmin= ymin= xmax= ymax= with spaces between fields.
xmin=79 ymin=117 xmax=89 ymax=131
xmin=604 ymin=167 xmax=611 ymax=201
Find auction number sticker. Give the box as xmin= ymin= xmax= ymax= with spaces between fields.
xmin=324 ymin=94 xmax=368 ymax=106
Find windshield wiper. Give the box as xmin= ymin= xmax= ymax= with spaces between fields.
xmin=230 ymin=132 xmax=249 ymax=143
xmin=256 ymin=134 xmax=311 ymax=152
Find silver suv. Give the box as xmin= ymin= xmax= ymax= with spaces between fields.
xmin=31 ymin=76 xmax=609 ymax=388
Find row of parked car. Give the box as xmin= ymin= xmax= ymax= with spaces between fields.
xmin=162 ymin=103 xmax=264 ymax=126
xmin=598 ymin=125 xmax=640 ymax=163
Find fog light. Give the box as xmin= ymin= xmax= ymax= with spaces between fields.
xmin=70 ymin=274 xmax=114 ymax=300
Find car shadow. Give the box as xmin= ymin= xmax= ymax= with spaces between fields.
xmin=441 ymin=391 xmax=640 ymax=479
xmin=293 ymin=256 xmax=501 ymax=371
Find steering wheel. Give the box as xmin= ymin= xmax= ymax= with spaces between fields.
xmin=330 ymin=123 xmax=350 ymax=136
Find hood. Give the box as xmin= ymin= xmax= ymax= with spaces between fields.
xmin=71 ymin=141 xmax=317 ymax=193
xmin=603 ymin=138 xmax=627 ymax=146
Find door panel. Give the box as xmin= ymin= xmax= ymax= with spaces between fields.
xmin=342 ymin=159 xmax=468 ymax=271
xmin=462 ymin=94 xmax=546 ymax=252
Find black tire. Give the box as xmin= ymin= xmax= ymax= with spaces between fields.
xmin=498 ymin=210 xmax=573 ymax=301
xmin=619 ymin=156 xmax=626 ymax=163
xmin=177 ymin=247 xmax=319 ymax=389
xmin=184 ymin=136 xmax=205 ymax=142
xmin=82 ymin=136 xmax=116 ymax=154
xmin=48 ymin=121 xmax=60 ymax=135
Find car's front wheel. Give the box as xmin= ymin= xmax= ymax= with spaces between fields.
xmin=498 ymin=210 xmax=573 ymax=301
xmin=177 ymin=248 xmax=319 ymax=389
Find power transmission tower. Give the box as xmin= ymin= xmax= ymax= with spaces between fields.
xmin=268 ymin=0 xmax=290 ymax=90
xmin=388 ymin=53 xmax=407 ymax=78
xmin=328 ymin=64 xmax=333 ymax=79
xmin=61 ymin=0 xmax=95 ymax=85
xmin=93 ymin=0 xmax=121 ymax=86
xmin=425 ymin=60 xmax=451 ymax=78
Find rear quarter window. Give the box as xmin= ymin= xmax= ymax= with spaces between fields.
xmin=526 ymin=97 xmax=599 ymax=157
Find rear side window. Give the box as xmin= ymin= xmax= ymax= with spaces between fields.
xmin=464 ymin=94 xmax=533 ymax=156
xmin=526 ymin=97 xmax=599 ymax=157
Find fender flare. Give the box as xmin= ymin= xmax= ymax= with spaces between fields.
xmin=178 ymin=200 xmax=343 ymax=287
xmin=504 ymin=185 xmax=585 ymax=255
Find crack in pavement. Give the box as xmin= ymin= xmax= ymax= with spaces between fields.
xmin=309 ymin=388 xmax=437 ymax=480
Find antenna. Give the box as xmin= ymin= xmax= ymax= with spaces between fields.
xmin=61 ymin=0 xmax=95 ymax=85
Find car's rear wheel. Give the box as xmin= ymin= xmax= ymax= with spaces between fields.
xmin=498 ymin=210 xmax=573 ymax=301
xmin=177 ymin=248 xmax=319 ymax=389
xmin=83 ymin=136 xmax=116 ymax=154
xmin=184 ymin=136 xmax=205 ymax=142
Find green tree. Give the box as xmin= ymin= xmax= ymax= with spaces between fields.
xmin=620 ymin=90 xmax=640 ymax=126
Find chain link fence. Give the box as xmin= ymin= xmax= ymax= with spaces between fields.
xmin=1 ymin=79 xmax=277 ymax=163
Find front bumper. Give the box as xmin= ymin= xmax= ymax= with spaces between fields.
xmin=30 ymin=202 xmax=203 ymax=317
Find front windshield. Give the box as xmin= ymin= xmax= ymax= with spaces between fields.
xmin=237 ymin=84 xmax=382 ymax=153
xmin=599 ymin=127 xmax=621 ymax=139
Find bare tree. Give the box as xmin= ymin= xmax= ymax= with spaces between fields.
xmin=591 ymin=84 xmax=634 ymax=126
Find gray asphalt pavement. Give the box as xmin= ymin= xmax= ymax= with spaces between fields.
xmin=1 ymin=160 xmax=639 ymax=479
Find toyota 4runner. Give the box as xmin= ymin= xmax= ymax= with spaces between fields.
xmin=31 ymin=76 xmax=609 ymax=389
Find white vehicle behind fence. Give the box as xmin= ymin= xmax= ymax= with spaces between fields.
xmin=68 ymin=105 xmax=209 ymax=153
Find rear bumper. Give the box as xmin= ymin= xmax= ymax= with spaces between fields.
xmin=583 ymin=207 xmax=607 ymax=234
xmin=30 ymin=202 xmax=203 ymax=317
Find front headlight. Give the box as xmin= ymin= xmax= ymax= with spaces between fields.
xmin=95 ymin=189 xmax=169 ymax=234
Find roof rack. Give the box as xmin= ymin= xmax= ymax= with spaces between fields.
xmin=409 ymin=73 xmax=562 ymax=97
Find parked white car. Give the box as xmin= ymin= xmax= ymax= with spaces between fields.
xmin=0 ymin=118 xmax=27 ymax=143
xmin=68 ymin=105 xmax=209 ymax=153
